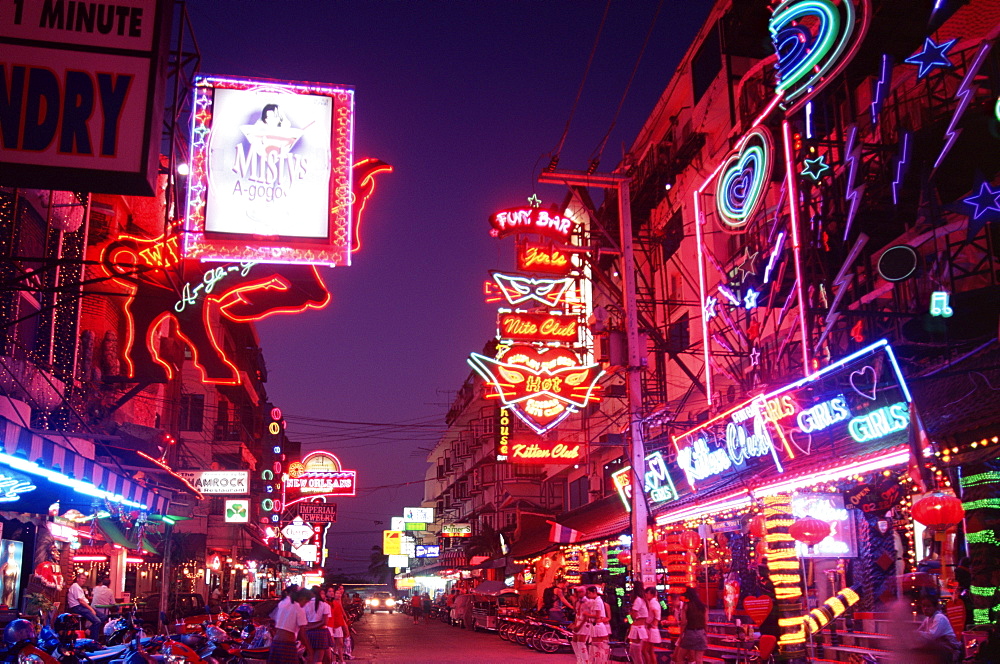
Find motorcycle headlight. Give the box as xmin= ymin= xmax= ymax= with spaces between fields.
xmin=386 ymin=599 xmax=396 ymax=607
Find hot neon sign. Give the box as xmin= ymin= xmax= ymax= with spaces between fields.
xmin=489 ymin=206 xmax=579 ymax=241
xmin=498 ymin=312 xmax=579 ymax=343
xmin=468 ymin=345 xmax=603 ymax=434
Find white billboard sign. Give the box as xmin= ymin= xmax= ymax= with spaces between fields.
xmin=178 ymin=470 xmax=249 ymax=494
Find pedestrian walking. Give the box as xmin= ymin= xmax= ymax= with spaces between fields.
xmin=410 ymin=593 xmax=423 ymax=624
xmin=578 ymin=586 xmax=611 ymax=664
xmin=268 ymin=589 xmax=311 ymax=664
xmin=570 ymin=587 xmax=589 ymax=664
xmin=674 ymin=587 xmax=707 ymax=664
xmin=304 ymin=586 xmax=332 ymax=664
xmin=327 ymin=586 xmax=351 ymax=663
xmin=643 ymin=586 xmax=662 ymax=664
xmin=627 ymin=584 xmax=649 ymax=664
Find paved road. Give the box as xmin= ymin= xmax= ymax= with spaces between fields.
xmin=347 ymin=611 xmax=577 ymax=663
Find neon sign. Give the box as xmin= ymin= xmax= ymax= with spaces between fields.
xmin=490 ymin=273 xmax=576 ymax=308
xmin=769 ymin=0 xmax=862 ymax=108
xmin=467 ymin=345 xmax=603 ymax=434
xmin=508 ymin=440 xmax=584 ymax=464
xmin=498 ymin=312 xmax=579 ymax=343
xmin=183 ymin=75 xmax=355 ymax=266
xmin=285 ymin=451 xmax=356 ymax=497
xmin=904 ymin=37 xmax=956 ymax=79
xmin=715 ymin=127 xmax=773 ymax=230
xmin=847 ymin=402 xmax=909 ymax=443
xmin=496 ymin=407 xmax=510 ymax=460
xmin=611 ymin=452 xmax=679 ymax=512
xmin=0 ymin=469 xmax=36 ymax=502
xmin=262 ymin=406 xmax=284 ymax=523
xmin=930 ymin=291 xmax=953 ymax=317
xmin=489 ymin=206 xmax=579 ymax=241
xmin=796 ymin=396 xmax=849 ymax=433
xmin=518 ymin=243 xmax=572 ymax=275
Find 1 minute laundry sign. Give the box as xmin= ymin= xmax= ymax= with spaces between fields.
xmin=0 ymin=0 xmax=172 ymax=194
xmin=178 ymin=470 xmax=249 ymax=494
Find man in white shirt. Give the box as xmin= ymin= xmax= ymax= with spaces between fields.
xmin=67 ymin=573 xmax=102 ymax=640
xmin=90 ymin=577 xmax=116 ymax=621
xmin=268 ymin=589 xmax=310 ymax=664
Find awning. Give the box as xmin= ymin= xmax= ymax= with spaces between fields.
xmin=94 ymin=516 xmax=158 ymax=554
xmin=0 ymin=416 xmax=169 ymax=514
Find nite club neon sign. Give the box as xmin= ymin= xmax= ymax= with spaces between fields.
xmin=498 ymin=313 xmax=579 ymax=343
xmin=489 ymin=207 xmax=579 ymax=241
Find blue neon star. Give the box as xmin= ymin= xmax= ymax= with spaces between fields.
xmin=704 ymin=296 xmax=718 ymax=320
xmin=743 ymin=289 xmax=760 ymax=310
xmin=801 ymin=155 xmax=830 ymax=181
xmin=963 ymin=181 xmax=1000 ymax=220
xmin=904 ymin=37 xmax=956 ymax=79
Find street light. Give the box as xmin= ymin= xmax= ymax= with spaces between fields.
xmin=538 ymin=168 xmax=653 ymax=589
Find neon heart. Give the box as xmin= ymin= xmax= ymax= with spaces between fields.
xmin=743 ymin=595 xmax=774 ymax=625
xmin=787 ymin=426 xmax=813 ymax=456
xmin=769 ymin=0 xmax=865 ymax=110
xmin=849 ymin=365 xmax=878 ymax=401
xmin=716 ymin=128 xmax=773 ymax=230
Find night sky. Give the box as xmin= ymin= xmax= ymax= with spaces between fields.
xmin=187 ymin=0 xmax=713 ymax=574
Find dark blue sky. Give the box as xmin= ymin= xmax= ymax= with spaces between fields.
xmin=187 ymin=0 xmax=713 ymax=573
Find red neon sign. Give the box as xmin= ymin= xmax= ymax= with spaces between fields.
xmin=509 ymin=440 xmax=584 ymax=464
xmin=498 ymin=312 xmax=579 ymax=343
xmin=517 ymin=243 xmax=572 ymax=275
xmin=467 ymin=345 xmax=603 ymax=434
xmin=489 ymin=207 xmax=579 ymax=241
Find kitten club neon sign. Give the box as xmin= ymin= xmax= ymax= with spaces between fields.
xmin=509 ymin=440 xmax=584 ymax=464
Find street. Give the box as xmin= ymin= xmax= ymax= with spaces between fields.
xmin=347 ymin=612 xmax=577 ymax=663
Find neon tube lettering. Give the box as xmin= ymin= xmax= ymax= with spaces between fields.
xmin=847 ymin=402 xmax=909 ymax=443
xmin=796 ymin=395 xmax=849 ymax=433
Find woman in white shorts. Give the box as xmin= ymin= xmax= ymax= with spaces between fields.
xmin=627 ymin=586 xmax=649 ymax=664
xmin=577 ymin=586 xmax=612 ymax=664
xmin=644 ymin=587 xmax=662 ymax=664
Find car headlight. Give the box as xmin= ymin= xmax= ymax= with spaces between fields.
xmin=366 ymin=599 xmax=374 ymax=606
xmin=386 ymin=599 xmax=396 ymax=607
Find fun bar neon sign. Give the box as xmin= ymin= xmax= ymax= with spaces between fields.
xmin=498 ymin=312 xmax=578 ymax=343
xmin=509 ymin=440 xmax=584 ymax=464
xmin=489 ymin=207 xmax=578 ymax=241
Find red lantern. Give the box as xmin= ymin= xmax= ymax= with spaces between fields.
xmin=750 ymin=514 xmax=767 ymax=538
xmin=679 ymin=531 xmax=701 ymax=551
xmin=789 ymin=517 xmax=831 ymax=547
xmin=912 ymin=491 xmax=965 ymax=531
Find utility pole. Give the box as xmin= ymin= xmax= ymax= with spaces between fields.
xmin=538 ymin=170 xmax=652 ymax=588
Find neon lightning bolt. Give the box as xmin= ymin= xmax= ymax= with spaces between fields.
xmin=891 ymin=132 xmax=911 ymax=206
xmin=815 ymin=233 xmax=868 ymax=351
xmin=870 ymin=54 xmax=893 ymax=126
xmin=933 ymin=40 xmax=993 ymax=172
xmin=842 ymin=125 xmax=865 ymax=242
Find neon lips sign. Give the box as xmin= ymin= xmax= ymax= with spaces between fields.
xmin=468 ymin=345 xmax=603 ymax=434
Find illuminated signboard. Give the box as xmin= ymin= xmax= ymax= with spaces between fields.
xmin=298 ymin=502 xmax=337 ymax=523
xmin=390 ymin=517 xmax=405 ymax=531
xmin=792 ymin=492 xmax=857 ymax=558
xmin=183 ymin=75 xmax=355 ymax=266
xmin=509 ymin=439 xmax=584 ymax=464
xmin=668 ymin=340 xmax=913 ymax=496
xmin=260 ymin=405 xmax=285 ymax=524
xmin=225 ymin=499 xmax=250 ymax=523
xmin=496 ymin=406 xmax=510 ymax=461
xmin=468 ymin=344 xmax=603 ymax=435
xmin=611 ymin=452 xmax=679 ymax=512
xmin=489 ymin=206 xmax=579 ymax=241
xmin=0 ymin=0 xmax=172 ymax=195
xmin=517 ymin=243 xmax=573 ymax=275
xmin=382 ymin=530 xmax=402 ymax=555
xmin=178 ymin=470 xmax=249 ymax=494
xmin=498 ymin=312 xmax=579 ymax=343
xmin=387 ymin=554 xmax=409 ymax=568
xmin=440 ymin=523 xmax=472 ymax=537
xmin=404 ymin=522 xmax=425 ymax=531
xmin=415 ymin=545 xmax=440 ymax=558
xmin=403 ymin=507 xmax=434 ymax=523
xmin=490 ymin=273 xmax=576 ymax=309
xmin=0 ymin=469 xmax=36 ymax=502
xmin=285 ymin=451 xmax=356 ymax=497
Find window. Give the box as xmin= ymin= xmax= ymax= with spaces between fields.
xmin=568 ymin=476 xmax=589 ymax=511
xmin=179 ymin=394 xmax=205 ymax=432
xmin=667 ymin=313 xmax=691 ymax=353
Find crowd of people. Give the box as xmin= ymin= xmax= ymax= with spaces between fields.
xmin=266 ymin=584 xmax=358 ymax=664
